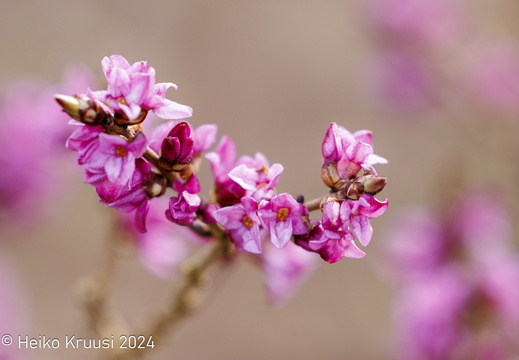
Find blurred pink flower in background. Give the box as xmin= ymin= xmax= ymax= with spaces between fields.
xmin=366 ymin=0 xmax=467 ymax=47
xmin=367 ymin=50 xmax=436 ymax=112
xmin=122 ymin=198 xmax=193 ymax=279
xmin=382 ymin=189 xmax=519 ymax=359
xmin=463 ymin=41 xmax=519 ymax=116
xmin=0 ymin=64 xmax=95 ymax=227
xmin=259 ymin=240 xmax=318 ymax=306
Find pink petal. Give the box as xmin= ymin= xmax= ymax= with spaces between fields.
xmin=271 ymin=221 xmax=293 ymax=249
xmin=322 ymin=122 xmax=342 ymax=163
xmin=228 ymin=164 xmax=259 ymax=190
xmin=134 ymin=200 xmax=150 ymax=233
xmin=153 ymin=99 xmax=193 ymax=120
xmin=193 ymin=124 xmax=218 ymax=153
xmin=343 ymin=241 xmax=366 ymax=258
xmin=351 ymin=215 xmax=373 ymax=247
xmin=126 ymin=73 xmax=153 ymax=105
xmin=242 ymin=226 xmax=262 ymax=254
xmin=353 ymin=130 xmax=373 ymax=146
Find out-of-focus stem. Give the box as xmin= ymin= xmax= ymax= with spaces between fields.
xmin=77 ymin=211 xmax=127 ymax=341
xmin=109 ymin=230 xmax=232 ymax=360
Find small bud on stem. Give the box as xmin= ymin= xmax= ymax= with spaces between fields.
xmin=54 ymin=94 xmax=110 ymax=126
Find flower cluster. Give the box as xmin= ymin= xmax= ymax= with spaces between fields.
xmin=56 ymin=55 xmax=388 ymax=302
xmin=382 ymin=190 xmax=519 ymax=359
xmin=296 ymin=123 xmax=388 ymax=263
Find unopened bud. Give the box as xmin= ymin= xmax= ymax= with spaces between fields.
xmin=319 ymin=195 xmax=339 ymax=211
xmin=359 ymin=175 xmax=387 ymax=195
xmin=54 ymin=94 xmax=109 ymax=126
xmin=343 ymin=180 xmax=364 ymax=200
xmin=321 ymin=163 xmax=342 ymax=189
xmin=158 ymin=122 xmax=194 ymax=172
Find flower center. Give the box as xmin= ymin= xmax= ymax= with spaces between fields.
xmin=117 ymin=97 xmax=127 ymax=105
xmin=276 ymin=208 xmax=289 ymax=221
xmin=242 ymin=215 xmax=254 ymax=229
xmin=115 ymin=145 xmax=127 ymax=157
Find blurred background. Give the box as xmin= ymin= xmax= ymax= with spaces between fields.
xmin=1 ymin=0 xmax=519 ymax=359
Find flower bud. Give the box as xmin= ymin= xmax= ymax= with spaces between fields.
xmin=321 ymin=163 xmax=342 ymax=189
xmin=343 ymin=180 xmax=364 ymax=200
xmin=54 ymin=94 xmax=109 ymax=126
xmin=158 ymin=122 xmax=194 ymax=171
xmin=359 ymin=175 xmax=387 ymax=195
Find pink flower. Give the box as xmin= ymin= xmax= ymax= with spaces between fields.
xmin=66 ymin=122 xmax=104 ymax=166
xmin=96 ymin=159 xmax=151 ymax=232
xmin=165 ymin=175 xmax=201 ymax=226
xmin=322 ymin=123 xmax=387 ymax=181
xmin=205 ymin=136 xmax=247 ymax=206
xmin=0 ymin=63 xmax=96 ymax=225
xmin=258 ymin=193 xmax=309 ymax=249
xmin=85 ymin=132 xmax=148 ymax=186
xmin=122 ymin=198 xmax=191 ymax=278
xmin=465 ymin=41 xmax=519 ymax=115
xmin=260 ymin=241 xmax=318 ymax=305
xmin=368 ymin=50 xmax=436 ymax=112
xmin=393 ymin=267 xmax=471 ymax=360
xmin=296 ymin=202 xmax=366 ymax=263
xmin=228 ymin=162 xmax=283 ymax=201
xmin=346 ymin=194 xmax=388 ymax=246
xmin=214 ymin=196 xmax=262 ymax=253
xmin=366 ymin=0 xmax=466 ymax=47
xmin=89 ymin=55 xmax=193 ymax=122
xmin=381 ymin=207 xmax=446 ymax=281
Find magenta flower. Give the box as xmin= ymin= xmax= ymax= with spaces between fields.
xmin=214 ymin=197 xmax=262 ymax=253
xmin=165 ymin=175 xmax=201 ymax=226
xmin=258 ymin=193 xmax=309 ymax=249
xmin=89 ymin=55 xmax=193 ymax=122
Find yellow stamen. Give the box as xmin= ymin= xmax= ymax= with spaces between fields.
xmin=277 ymin=208 xmax=289 ymax=221
xmin=242 ymin=215 xmax=254 ymax=229
xmin=115 ymin=145 xmax=127 ymax=157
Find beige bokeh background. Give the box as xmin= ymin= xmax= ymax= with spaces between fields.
xmin=1 ymin=1 xmax=519 ymax=359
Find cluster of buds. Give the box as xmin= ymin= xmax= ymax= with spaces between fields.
xmin=55 ymin=55 xmax=388 ymax=270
